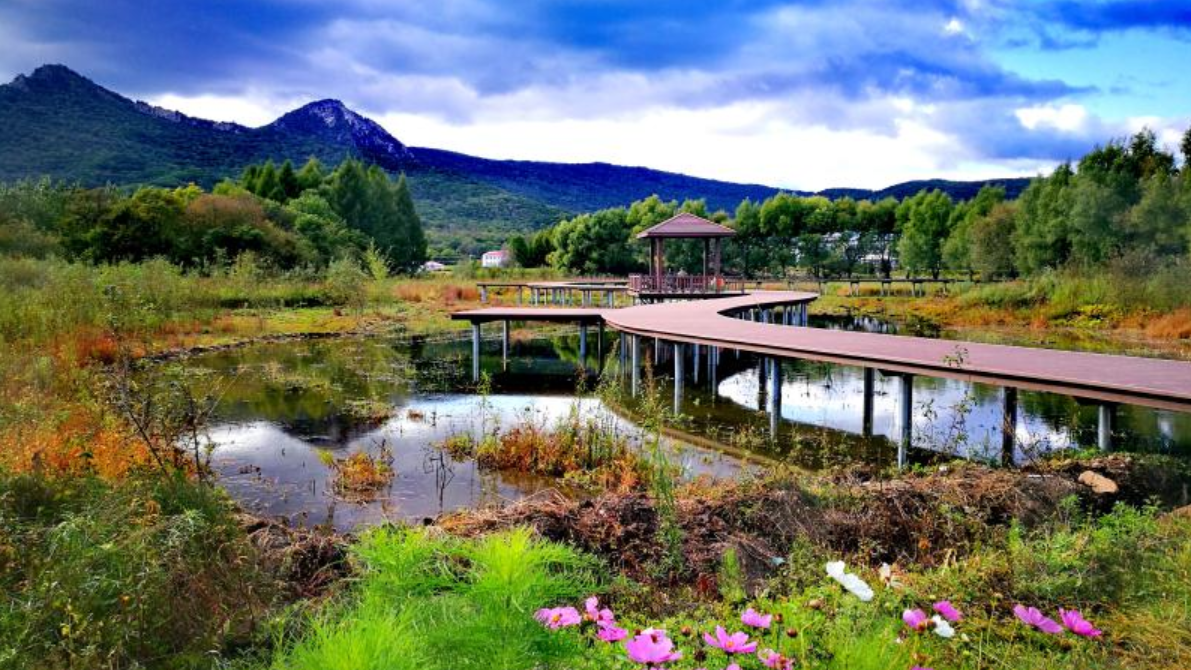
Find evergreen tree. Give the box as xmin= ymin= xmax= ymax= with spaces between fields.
xmin=278 ymin=160 xmax=300 ymax=201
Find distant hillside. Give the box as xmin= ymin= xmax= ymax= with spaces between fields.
xmin=819 ymin=178 xmax=1031 ymax=201
xmin=0 ymin=64 xmax=1036 ymax=249
xmin=410 ymin=147 xmax=787 ymax=213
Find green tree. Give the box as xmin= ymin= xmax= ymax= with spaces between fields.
xmin=297 ymin=157 xmax=326 ymax=192
xmin=1013 ymin=163 xmax=1074 ymax=273
xmin=278 ymin=160 xmax=301 ymax=201
xmin=969 ymin=202 xmax=1018 ymax=279
xmin=896 ymin=189 xmax=954 ymax=278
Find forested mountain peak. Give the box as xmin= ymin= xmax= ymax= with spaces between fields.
xmin=268 ymin=99 xmax=414 ymax=168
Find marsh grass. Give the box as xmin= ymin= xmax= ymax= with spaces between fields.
xmin=319 ymin=444 xmax=396 ymax=500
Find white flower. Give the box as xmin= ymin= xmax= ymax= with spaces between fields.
xmin=931 ymin=615 xmax=955 ymax=638
xmin=824 ymin=561 xmax=875 ymax=602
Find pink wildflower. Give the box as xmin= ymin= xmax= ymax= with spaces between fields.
xmin=758 ymin=648 xmax=794 ymax=670
xmin=902 ymin=608 xmax=929 ymax=631
xmin=535 ymin=606 xmax=581 ymax=629
xmin=932 ymin=600 xmax=963 ymax=622
xmin=598 ymin=625 xmax=629 ymax=642
xmin=1059 ymin=609 xmax=1103 ymax=638
xmin=584 ymin=596 xmax=616 ymax=627
xmin=1013 ymin=605 xmax=1063 ymax=634
xmin=703 ymin=626 xmax=758 ymax=654
xmin=625 ymin=628 xmax=683 ymax=665
xmin=741 ymin=608 xmax=773 ymax=629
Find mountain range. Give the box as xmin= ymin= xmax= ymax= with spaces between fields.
xmin=0 ymin=65 xmax=1032 ymax=253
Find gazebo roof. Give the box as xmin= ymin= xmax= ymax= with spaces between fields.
xmin=636 ymin=213 xmax=737 ymax=239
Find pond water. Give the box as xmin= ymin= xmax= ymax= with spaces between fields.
xmin=192 ymin=315 xmax=1191 ymax=531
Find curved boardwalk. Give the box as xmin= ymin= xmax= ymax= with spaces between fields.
xmin=453 ymin=291 xmax=1191 ymax=413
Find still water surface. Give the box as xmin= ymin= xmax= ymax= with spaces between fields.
xmin=193 ymin=316 xmax=1191 ymax=530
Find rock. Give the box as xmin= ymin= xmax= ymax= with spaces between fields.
xmin=1078 ymin=470 xmax=1119 ymax=495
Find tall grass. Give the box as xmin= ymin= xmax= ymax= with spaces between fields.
xmin=955 ymin=262 xmax=1191 ymax=322
xmin=0 ymin=473 xmax=276 ymax=670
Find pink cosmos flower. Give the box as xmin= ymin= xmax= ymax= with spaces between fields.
xmin=902 ymin=608 xmax=929 ymax=631
xmin=585 ymin=596 xmax=616 ymax=627
xmin=932 ymin=600 xmax=963 ymax=622
xmin=535 ymin=606 xmax=581 ymax=629
xmin=703 ymin=626 xmax=758 ymax=654
xmin=1013 ymin=605 xmax=1063 ymax=634
xmin=598 ymin=624 xmax=629 ymax=642
xmin=758 ymin=648 xmax=794 ymax=670
xmin=1059 ymin=609 xmax=1103 ymax=638
xmin=741 ymin=608 xmax=773 ymax=629
xmin=625 ymin=628 xmax=683 ymax=665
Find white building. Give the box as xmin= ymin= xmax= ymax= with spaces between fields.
xmin=481 ymin=250 xmax=509 ymax=268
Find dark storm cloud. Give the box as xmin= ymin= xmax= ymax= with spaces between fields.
xmin=0 ymin=0 xmax=1173 ymax=168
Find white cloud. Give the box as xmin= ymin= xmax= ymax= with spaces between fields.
xmin=378 ymin=97 xmax=1040 ymax=191
xmin=1015 ymin=103 xmax=1088 ymax=132
xmin=146 ymin=92 xmax=299 ymax=127
xmin=944 ymin=17 xmax=966 ymax=36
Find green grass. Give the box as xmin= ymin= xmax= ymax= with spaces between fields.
xmin=261 ymin=527 xmax=598 ymax=670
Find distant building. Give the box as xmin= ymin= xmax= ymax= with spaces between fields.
xmin=421 ymin=260 xmax=447 ymax=272
xmin=481 ymin=250 xmax=509 ymax=268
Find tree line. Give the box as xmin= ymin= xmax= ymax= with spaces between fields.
xmin=517 ymin=128 xmax=1191 ymax=281
xmin=0 ymin=157 xmax=427 ymax=272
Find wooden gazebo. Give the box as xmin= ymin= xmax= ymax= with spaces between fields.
xmin=630 ymin=213 xmax=738 ymax=296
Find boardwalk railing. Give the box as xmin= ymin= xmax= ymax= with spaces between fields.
xmin=628 ymin=274 xmax=745 ymax=294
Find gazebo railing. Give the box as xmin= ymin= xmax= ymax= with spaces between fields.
xmin=628 ymin=274 xmax=746 ymax=294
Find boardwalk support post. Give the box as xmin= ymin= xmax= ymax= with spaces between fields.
xmin=501 ymin=320 xmax=509 ymax=368
xmin=1002 ymin=386 xmax=1018 ymax=466
xmin=674 ymin=342 xmax=684 ymax=415
xmin=899 ymin=374 xmax=914 ymax=468
xmin=862 ymin=367 xmax=875 ymax=437
xmin=471 ymin=322 xmax=481 ymax=382
xmin=578 ymin=325 xmax=587 ymax=370
xmin=631 ymin=335 xmax=641 ymax=397
xmin=757 ymin=356 xmax=768 ymax=409
xmin=768 ymin=357 xmax=783 ymax=439
xmin=597 ymin=322 xmax=605 ymax=371
xmin=693 ymin=343 xmax=701 ymax=383
xmin=1098 ymin=404 xmax=1115 ymax=451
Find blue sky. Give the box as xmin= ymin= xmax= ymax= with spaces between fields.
xmin=2 ymin=0 xmax=1188 ymax=189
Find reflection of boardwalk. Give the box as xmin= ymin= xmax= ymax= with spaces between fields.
xmin=453 ymin=290 xmax=1191 ymax=456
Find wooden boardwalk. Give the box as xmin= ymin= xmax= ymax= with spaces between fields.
xmin=452 ymin=290 xmax=1191 ymax=413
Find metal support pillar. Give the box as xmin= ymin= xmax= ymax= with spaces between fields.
xmin=757 ymin=356 xmax=768 ymax=409
xmin=1002 ymin=387 xmax=1018 ymax=466
xmin=471 ymin=322 xmax=481 ymax=382
xmin=631 ymin=335 xmax=641 ymax=396
xmin=693 ymin=343 xmax=701 ymax=383
xmin=578 ymin=325 xmax=587 ymax=370
xmin=1098 ymin=404 xmax=1115 ymax=451
xmin=709 ymin=346 xmax=718 ymax=394
xmin=898 ymin=375 xmax=914 ymax=468
xmin=862 ymin=367 xmax=875 ymax=437
xmin=673 ymin=343 xmax=685 ymax=415
xmin=768 ymin=357 xmax=783 ymax=439
xmin=597 ymin=322 xmax=605 ymax=371
xmin=501 ymin=320 xmax=509 ymax=367
xmin=480 ymin=286 xmax=488 ymax=303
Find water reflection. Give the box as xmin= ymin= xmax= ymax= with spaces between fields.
xmin=193 ymin=315 xmax=1191 ymax=530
